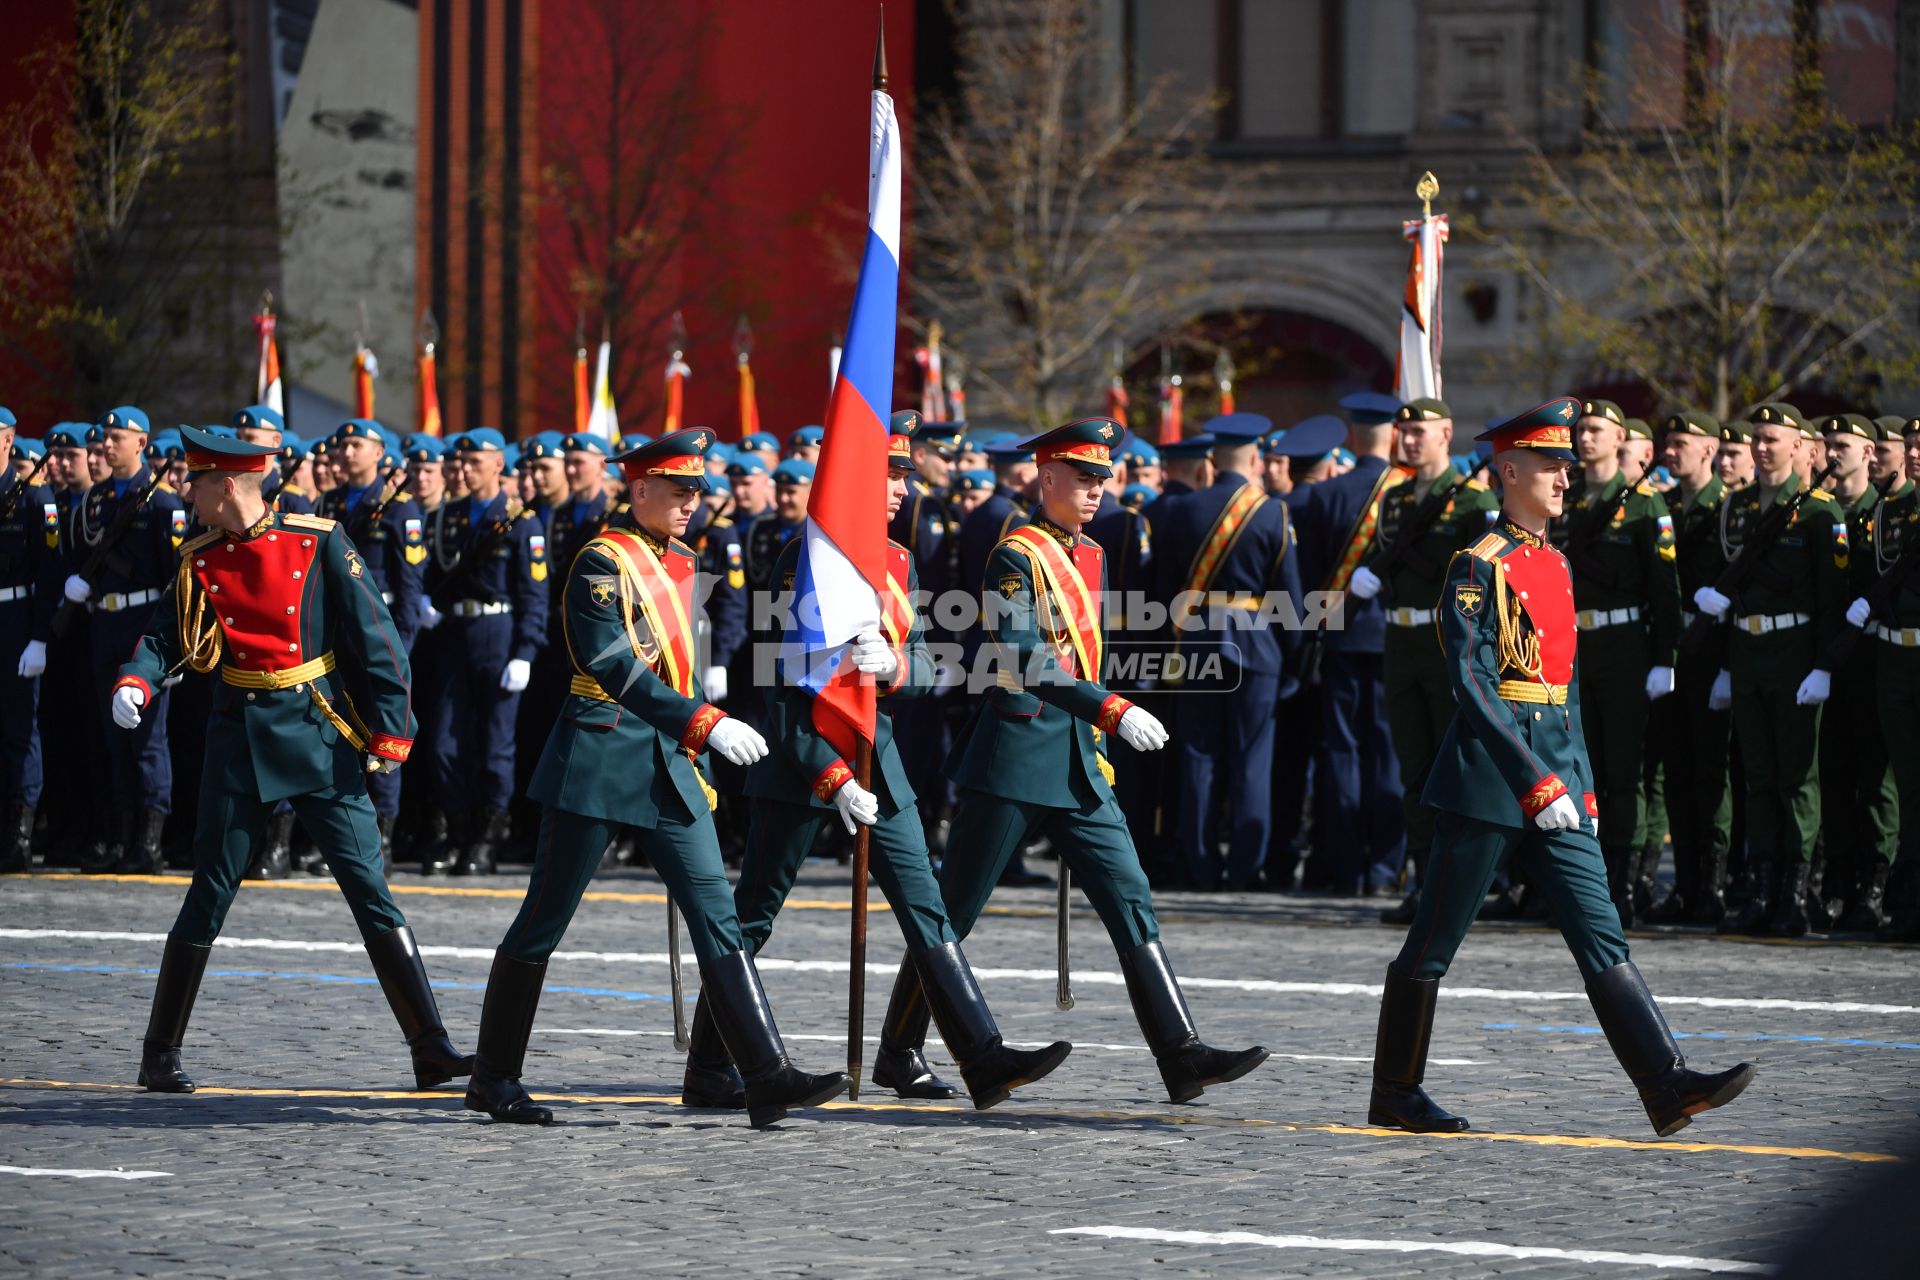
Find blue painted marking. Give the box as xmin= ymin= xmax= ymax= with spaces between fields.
xmin=2 ymin=962 xmax=671 ymax=1003
xmin=1481 ymin=1022 xmax=1920 ymax=1051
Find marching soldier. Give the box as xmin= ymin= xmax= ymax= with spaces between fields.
xmin=112 ymin=426 xmax=471 ymax=1095
xmin=0 ymin=408 xmax=59 ymax=872
xmin=880 ymin=417 xmax=1270 ymax=1104
xmin=419 ymin=428 xmax=549 ymax=875
xmin=1347 ymin=400 xmax=1499 ymax=924
xmin=1367 ymin=398 xmax=1754 ymax=1139
xmin=1693 ymin=404 xmax=1846 ymax=937
xmin=1550 ymin=398 xmax=1681 ymax=929
xmin=1646 ymin=410 xmax=1735 ymax=922
xmin=1151 ymin=413 xmax=1302 ymax=890
xmin=64 ymin=406 xmax=186 ymax=875
xmin=464 ymin=428 xmax=850 ymax=1129
xmin=1716 ymin=420 xmax=1757 ymax=491
xmin=682 ymin=422 xmax=1071 ymax=1111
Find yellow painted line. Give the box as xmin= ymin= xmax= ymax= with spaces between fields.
xmin=0 ymin=1078 xmax=1894 ymax=1163
xmin=20 ymin=873 xmax=884 ymax=914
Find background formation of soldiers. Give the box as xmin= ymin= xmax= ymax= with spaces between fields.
xmin=1 ymin=393 xmax=1916 ymax=944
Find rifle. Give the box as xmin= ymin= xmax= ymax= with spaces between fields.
xmin=0 ymin=451 xmax=53 ymax=522
xmin=1680 ymin=462 xmax=1838 ymax=656
xmin=1363 ymin=457 xmax=1492 ymax=590
xmin=1820 ymin=474 xmax=1912 ymax=669
xmin=345 ymin=464 xmax=409 ymax=546
xmin=50 ymin=467 xmax=173 ymax=639
xmin=427 ymin=499 xmax=521 ymax=610
xmin=1559 ymin=463 xmax=1644 ymax=589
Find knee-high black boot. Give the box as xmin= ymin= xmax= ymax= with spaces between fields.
xmin=464 ymin=952 xmax=553 ymax=1124
xmin=913 ymin=942 xmax=1071 ymax=1110
xmin=1118 ymin=940 xmax=1268 ymax=1104
xmin=1586 ymin=961 xmax=1755 ymax=1137
xmin=680 ymin=991 xmax=745 ymax=1109
xmin=700 ymin=950 xmax=849 ymax=1129
xmin=364 ymin=925 xmax=476 ymax=1088
xmin=870 ymin=959 xmax=957 ymax=1099
xmin=138 ymin=937 xmax=212 ymax=1093
xmin=1367 ymin=967 xmax=1468 ymax=1132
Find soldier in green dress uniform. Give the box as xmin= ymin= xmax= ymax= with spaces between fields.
xmin=1692 ymin=404 xmax=1847 ymax=937
xmin=1367 ymin=398 xmax=1754 ymax=1140
xmin=113 ymin=427 xmax=471 ymax=1095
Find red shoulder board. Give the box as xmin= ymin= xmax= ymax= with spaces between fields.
xmin=1498 ymin=543 xmax=1576 ymax=685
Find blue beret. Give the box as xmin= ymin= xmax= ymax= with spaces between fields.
xmin=281 ymin=439 xmax=311 ymax=464
xmin=707 ymin=473 xmax=732 ymax=498
xmin=0 ymin=406 xmax=15 ymax=428
xmin=522 ymin=434 xmax=565 ymax=461
xmin=100 ymin=406 xmax=151 ymax=434
xmin=1339 ymin=391 xmax=1403 ymax=424
xmin=333 ymin=418 xmax=388 ymax=446
xmin=772 ymin=458 xmax=815 ymax=485
xmin=564 ymin=432 xmax=611 ymax=456
xmin=459 ymin=427 xmax=508 ymax=453
xmin=1201 ymin=413 xmax=1274 ymax=442
xmin=984 ymin=436 xmax=1035 ymax=464
xmin=1116 ymin=435 xmax=1161 ymax=465
xmin=15 ymin=436 xmax=45 ymax=459
xmin=232 ymin=404 xmax=285 ymax=434
xmin=1271 ymin=415 xmax=1347 ymax=459
xmin=47 ymin=422 xmax=87 ymax=448
xmin=952 ymin=469 xmax=996 ymax=493
xmin=1121 ymin=483 xmax=1155 ymax=508
xmin=726 ymin=453 xmax=770 ymax=478
xmin=206 ymin=423 xmax=239 ymax=440
xmin=707 ymin=441 xmax=736 ymax=466
xmin=614 ymin=431 xmax=654 ymax=452
xmin=147 ymin=430 xmax=184 ymax=461
xmin=502 ymin=444 xmax=522 ymax=472
xmin=1160 ymin=433 xmax=1216 ymax=459
xmin=403 ymin=435 xmax=445 ymax=462
xmin=739 ymin=431 xmax=780 ymax=454
xmin=911 ymin=421 xmax=963 ymax=450
xmin=1332 ymin=448 xmax=1355 ymax=467
xmin=790 ymin=424 xmax=824 ymax=447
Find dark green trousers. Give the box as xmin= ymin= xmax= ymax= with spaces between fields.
xmin=1658 ymin=653 xmax=1733 ymax=886
xmin=939 ymin=783 xmax=1159 ymax=952
xmin=737 ymin=798 xmax=956 ymax=956
xmin=1393 ymin=810 xmax=1627 ymax=982
xmin=500 ymin=805 xmax=743 ymax=966
xmin=1383 ymin=627 xmax=1455 ymax=877
xmin=1574 ymin=624 xmax=1652 ymax=862
xmin=1819 ymin=658 xmax=1899 ymax=880
xmin=1730 ymin=642 xmax=1822 ymax=866
xmin=1877 ymin=641 xmax=1920 ymax=865
xmin=171 ymin=774 xmax=404 ymax=947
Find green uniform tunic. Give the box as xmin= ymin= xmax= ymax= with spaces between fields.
xmin=1866 ymin=481 xmax=1919 ymax=866
xmin=1658 ymin=476 xmax=1735 ymax=896
xmin=1819 ymin=483 xmax=1900 ymax=883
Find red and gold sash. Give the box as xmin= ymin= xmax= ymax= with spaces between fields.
xmin=1322 ymin=463 xmax=1414 ymax=594
xmin=1182 ymin=482 xmax=1268 ymax=598
xmin=590 ymin=530 xmax=698 ymax=698
xmin=1003 ymin=525 xmax=1103 ymax=683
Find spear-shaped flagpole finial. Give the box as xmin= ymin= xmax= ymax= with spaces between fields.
xmin=734 ymin=313 xmax=754 ymax=363
xmin=258 ymin=289 xmax=274 ymax=317
xmin=669 ymin=309 xmax=688 ymax=359
xmin=575 ymin=307 xmax=586 ymax=356
xmin=873 ymin=7 xmax=888 ymax=92
xmin=417 ymin=307 xmax=439 ymax=355
xmin=1416 ymin=170 xmax=1439 ymax=219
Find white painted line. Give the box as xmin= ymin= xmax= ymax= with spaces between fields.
xmin=0 ymin=1165 xmax=172 ymax=1181
xmin=4 ymin=928 xmax=1909 ymax=1016
xmin=1050 ymin=1226 xmax=1772 ymax=1274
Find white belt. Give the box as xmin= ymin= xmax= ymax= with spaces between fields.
xmin=1386 ymin=607 xmax=1434 ymax=626
xmin=1733 ymin=611 xmax=1810 ymax=635
xmin=449 ymin=599 xmax=511 ymax=618
xmin=1575 ymin=606 xmax=1641 ymax=630
xmin=0 ymin=585 xmax=32 ymax=603
xmin=1872 ymin=622 xmax=1920 ymax=648
xmin=96 ymin=588 xmax=160 ymax=613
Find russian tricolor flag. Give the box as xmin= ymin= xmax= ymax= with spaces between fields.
xmin=782 ymin=78 xmax=901 ymax=759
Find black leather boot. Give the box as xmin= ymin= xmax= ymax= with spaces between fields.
xmin=247 ymin=811 xmax=294 ymax=880
xmin=870 ymin=960 xmax=957 ymax=1099
xmin=364 ymin=925 xmax=476 ymax=1088
xmin=464 ymin=952 xmax=553 ymax=1124
xmin=1767 ymin=860 xmax=1811 ymax=937
xmin=1837 ymin=862 xmax=1890 ymax=932
xmin=700 ymin=949 xmax=848 ymax=1129
xmin=456 ymin=808 xmax=507 ymax=876
xmin=1586 ymin=961 xmax=1755 ymax=1137
xmin=418 ymin=808 xmax=458 ymax=876
xmin=1118 ymin=940 xmax=1268 ymax=1104
xmin=1602 ymin=846 xmax=1638 ymax=932
xmin=1718 ymin=859 xmax=1775 ymax=935
xmin=1367 ymin=967 xmax=1468 ymax=1132
xmin=680 ymin=992 xmax=746 ymax=1108
xmin=376 ymin=813 xmax=396 ymax=879
xmin=915 ymin=942 xmax=1071 ymax=1110
xmin=0 ymin=800 xmax=32 ymax=873
xmin=138 ymin=937 xmax=212 ymax=1093
xmin=113 ymin=807 xmax=166 ymax=875
xmin=78 ymin=809 xmax=120 ymax=874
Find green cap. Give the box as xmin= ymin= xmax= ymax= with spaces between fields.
xmin=1580 ymin=398 xmax=1625 ymax=426
xmin=1395 ymin=397 xmax=1451 ymax=422
xmin=1666 ymin=409 xmax=1719 ymax=437
xmin=1624 ymin=417 xmax=1653 ymax=441
xmin=1819 ymin=412 xmax=1876 ymax=441
xmin=1747 ymin=402 xmax=1806 ymax=435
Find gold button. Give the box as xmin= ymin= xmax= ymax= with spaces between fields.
xmin=293 ymin=684 xmax=304 ymax=692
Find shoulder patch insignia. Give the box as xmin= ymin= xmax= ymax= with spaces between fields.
xmin=997 ymin=573 xmax=1025 ymax=599
xmin=170 ymin=509 xmax=187 ymax=546
xmin=587 ymin=576 xmax=617 ymax=608
xmin=344 ymin=548 xmax=365 ymax=579
xmin=1453 ymin=583 xmax=1484 ymax=616
xmin=1833 ymin=521 xmax=1849 ymax=568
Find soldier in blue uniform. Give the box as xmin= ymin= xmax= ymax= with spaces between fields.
xmin=786 ymin=423 xmax=824 ymax=462
xmin=63 ymin=406 xmax=187 ymax=875
xmin=112 ymin=426 xmax=470 ymax=1094
xmin=232 ymin=405 xmax=313 ymax=515
xmin=35 ymin=423 xmax=97 ymax=866
xmin=0 ymin=408 xmax=60 ymax=872
xmin=1367 ymin=398 xmax=1754 ymax=1139
xmin=1153 ymin=414 xmax=1304 ymax=890
xmin=1294 ymin=391 xmax=1407 ymax=893
xmin=418 ymin=428 xmax=549 ymax=875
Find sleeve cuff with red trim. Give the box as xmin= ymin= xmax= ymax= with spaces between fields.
xmin=368 ymin=733 xmax=413 ymax=763
xmin=112 ymin=673 xmax=152 ymax=701
xmin=876 ymin=641 xmax=909 ymax=697
xmin=812 ymin=760 xmax=854 ymax=803
xmin=1519 ymin=775 xmax=1569 ymax=819
xmin=1583 ymin=792 xmax=1598 ymax=817
xmin=1095 ymin=694 xmax=1134 ymax=735
xmin=681 ymin=704 xmax=725 ymax=752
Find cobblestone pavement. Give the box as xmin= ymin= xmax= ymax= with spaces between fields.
xmin=2 ymin=867 xmax=1915 ymax=1277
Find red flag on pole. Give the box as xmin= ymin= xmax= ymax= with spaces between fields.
xmin=255 ymin=294 xmax=284 ymax=414
xmin=417 ymin=309 xmax=442 ymax=437
xmin=734 ymin=315 xmax=760 ymax=443
xmin=663 ymin=311 xmax=689 ymax=436
xmin=573 ymin=312 xmax=590 ymax=435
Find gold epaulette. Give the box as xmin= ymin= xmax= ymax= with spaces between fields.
xmin=1467 ymin=531 xmax=1508 ymax=562
xmin=1811 ymin=487 xmax=1834 ymax=502
xmin=156 ymin=481 xmax=176 ymax=495
xmin=284 ymin=484 xmax=308 ymax=498
xmin=180 ymin=528 xmax=223 ymax=557
xmin=1464 ymin=478 xmax=1490 ymax=491
xmin=1635 ymin=481 xmax=1657 ymax=496
xmin=282 ymin=513 xmax=337 ymax=533
xmin=394 ymin=490 xmax=414 ymax=503
xmin=711 ymin=516 xmax=733 ymax=530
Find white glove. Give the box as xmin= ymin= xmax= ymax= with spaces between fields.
xmin=1644 ymin=665 xmax=1675 ymax=700
xmin=1795 ymin=668 xmax=1831 ymax=706
xmin=1348 ymin=565 xmax=1382 ymax=600
xmin=848 ymin=629 xmax=899 ymax=680
xmin=112 ymin=685 xmax=146 ymax=730
xmin=16 ymin=640 xmax=46 ymax=678
xmin=500 ymin=657 xmax=531 ymax=692
xmin=1533 ymin=793 xmax=1581 ymax=831
xmin=366 ymin=756 xmax=400 ymax=775
xmin=703 ymin=665 xmax=729 ymax=702
xmin=420 ymin=603 xmax=443 ymax=631
xmin=707 ymin=715 xmax=769 ymax=766
xmin=1846 ymin=597 xmax=1872 ymax=629
xmin=63 ymin=574 xmax=91 ymax=604
xmin=1116 ymin=705 xmax=1168 ymax=752
xmin=1708 ymin=669 xmax=1733 ymax=712
xmin=1693 ymin=585 xmax=1730 ymax=620
xmin=829 ymin=778 xmax=880 ymax=834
